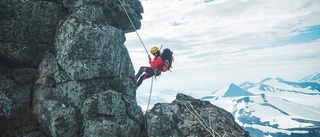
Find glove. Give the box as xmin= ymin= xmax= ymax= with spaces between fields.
xmin=148 ymin=55 xmax=151 ymax=60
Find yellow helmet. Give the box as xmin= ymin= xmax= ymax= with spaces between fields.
xmin=150 ymin=46 xmax=159 ymax=54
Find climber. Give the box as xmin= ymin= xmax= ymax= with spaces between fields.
xmin=129 ymin=46 xmax=163 ymax=88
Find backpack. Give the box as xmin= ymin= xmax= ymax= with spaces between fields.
xmin=161 ymin=48 xmax=173 ymax=72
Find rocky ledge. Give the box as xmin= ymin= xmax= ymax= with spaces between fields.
xmin=146 ymin=93 xmax=249 ymax=137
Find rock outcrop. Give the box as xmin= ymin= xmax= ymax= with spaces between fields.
xmin=145 ymin=93 xmax=250 ymax=137
xmin=1 ymin=0 xmax=144 ymax=136
xmin=1 ymin=0 xmax=249 ymax=137
xmin=1 ymin=0 xmax=60 ymax=136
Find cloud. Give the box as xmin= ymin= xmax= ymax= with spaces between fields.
xmin=125 ymin=0 xmax=320 ymax=90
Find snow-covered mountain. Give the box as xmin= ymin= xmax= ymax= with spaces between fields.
xmin=136 ymin=73 xmax=320 ymax=136
xmin=203 ymin=73 xmax=320 ymax=137
xmin=300 ymin=72 xmax=320 ymax=83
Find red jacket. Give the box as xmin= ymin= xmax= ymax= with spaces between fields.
xmin=149 ymin=56 xmax=163 ymax=71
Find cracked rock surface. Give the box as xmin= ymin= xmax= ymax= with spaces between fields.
xmin=1 ymin=0 xmax=144 ymax=136
xmin=145 ymin=93 xmax=250 ymax=137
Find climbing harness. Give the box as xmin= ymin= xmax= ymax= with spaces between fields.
xmin=118 ymin=0 xmax=154 ymax=112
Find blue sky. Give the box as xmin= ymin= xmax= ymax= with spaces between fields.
xmin=125 ymin=0 xmax=320 ymax=92
xmin=272 ymin=25 xmax=320 ymax=46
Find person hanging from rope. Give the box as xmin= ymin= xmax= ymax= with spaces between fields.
xmin=129 ymin=46 xmax=163 ymax=88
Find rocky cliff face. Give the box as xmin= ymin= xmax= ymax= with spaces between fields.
xmin=1 ymin=0 xmax=143 ymax=136
xmin=1 ymin=0 xmax=248 ymax=137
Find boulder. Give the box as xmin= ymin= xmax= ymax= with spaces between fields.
xmin=145 ymin=93 xmax=250 ymax=137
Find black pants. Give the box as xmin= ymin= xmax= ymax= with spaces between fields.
xmin=135 ymin=67 xmax=161 ymax=88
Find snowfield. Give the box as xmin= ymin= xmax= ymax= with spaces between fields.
xmin=137 ymin=73 xmax=320 ymax=136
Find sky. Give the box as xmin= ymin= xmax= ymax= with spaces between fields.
xmin=124 ymin=0 xmax=320 ymax=92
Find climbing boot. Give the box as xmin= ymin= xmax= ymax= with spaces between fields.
xmin=128 ymin=75 xmax=137 ymax=83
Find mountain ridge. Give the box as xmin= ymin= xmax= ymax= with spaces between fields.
xmin=300 ymin=72 xmax=320 ymax=83
xmin=137 ymin=73 xmax=320 ymax=137
xmin=206 ymin=73 xmax=320 ymax=137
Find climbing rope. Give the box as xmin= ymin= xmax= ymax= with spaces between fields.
xmin=146 ymin=76 xmax=154 ymax=111
xmin=118 ymin=0 xmax=155 ymax=113
xmin=118 ymin=0 xmax=149 ymax=56
xmin=175 ymin=99 xmax=223 ymax=137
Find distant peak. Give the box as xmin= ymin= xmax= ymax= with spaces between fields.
xmin=259 ymin=78 xmax=272 ymax=84
xmin=300 ymin=72 xmax=320 ymax=82
xmin=239 ymin=82 xmax=255 ymax=90
xmin=223 ymin=83 xmax=254 ymax=97
xmin=259 ymin=77 xmax=284 ymax=84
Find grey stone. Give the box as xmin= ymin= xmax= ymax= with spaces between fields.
xmin=0 ymin=0 xmax=59 ymax=67
xmin=49 ymin=104 xmax=78 ymax=137
xmin=81 ymin=91 xmax=142 ymax=137
xmin=12 ymin=68 xmax=39 ymax=84
xmin=1 ymin=0 xmax=143 ymax=136
xmin=0 ymin=80 xmax=32 ymax=136
xmin=37 ymin=100 xmax=78 ymax=137
xmin=145 ymin=93 xmax=250 ymax=137
xmin=83 ymin=116 xmax=141 ymax=137
xmin=54 ymin=17 xmax=128 ymax=80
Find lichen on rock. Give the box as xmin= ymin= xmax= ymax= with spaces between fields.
xmin=1 ymin=0 xmax=144 ymax=136
xmin=145 ymin=93 xmax=250 ymax=137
